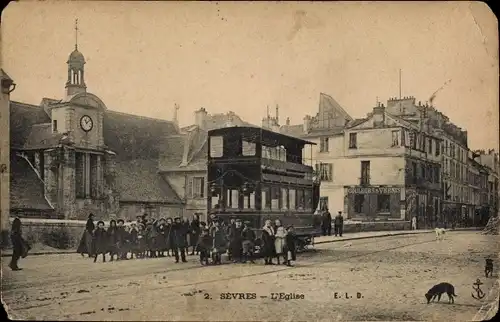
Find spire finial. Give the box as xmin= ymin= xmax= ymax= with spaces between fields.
xmin=75 ymin=18 xmax=79 ymax=50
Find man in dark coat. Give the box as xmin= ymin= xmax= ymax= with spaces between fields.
xmin=229 ymin=219 xmax=244 ymax=263
xmin=117 ymin=219 xmax=128 ymax=260
xmin=9 ymin=218 xmax=28 ymax=271
xmin=334 ymin=211 xmax=344 ymax=237
xmin=321 ymin=210 xmax=332 ymax=236
xmin=241 ymin=221 xmax=256 ymax=263
xmin=189 ymin=214 xmax=201 ymax=255
xmin=226 ymin=217 xmax=236 ymax=260
xmin=172 ymin=217 xmax=187 ymax=263
xmin=93 ymin=221 xmax=108 ymax=263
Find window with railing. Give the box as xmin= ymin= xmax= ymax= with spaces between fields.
xmin=316 ymin=163 xmax=333 ymax=182
xmin=319 ymin=197 xmax=328 ymax=211
xmin=304 ymin=189 xmax=312 ymax=211
xmin=271 ymin=186 xmax=280 ymax=209
xmin=296 ymin=189 xmax=305 ymax=210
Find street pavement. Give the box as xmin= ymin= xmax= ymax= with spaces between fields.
xmin=2 ymin=231 xmax=499 ymax=321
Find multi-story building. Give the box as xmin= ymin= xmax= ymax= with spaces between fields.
xmin=280 ymin=93 xmax=354 ymax=212
xmin=342 ymin=103 xmax=442 ymax=227
xmin=466 ymin=154 xmax=489 ymax=226
xmin=281 ymin=95 xmax=442 ymax=227
xmin=478 ymin=149 xmax=500 ymax=219
xmin=382 ymin=96 xmax=470 ymax=226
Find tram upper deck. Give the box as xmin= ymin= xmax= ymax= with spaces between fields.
xmin=207 ymin=126 xmax=321 ymax=231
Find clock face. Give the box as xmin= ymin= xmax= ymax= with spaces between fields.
xmin=80 ymin=115 xmax=93 ymax=132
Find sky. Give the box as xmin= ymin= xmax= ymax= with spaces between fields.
xmin=2 ymin=1 xmax=498 ymax=150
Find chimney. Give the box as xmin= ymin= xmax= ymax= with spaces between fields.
xmin=286 ymin=117 xmax=290 ymax=126
xmin=275 ymin=104 xmax=279 ymax=125
xmin=372 ymin=104 xmax=385 ymax=128
xmin=303 ymin=115 xmax=311 ymax=133
xmin=261 ymin=117 xmax=270 ymax=129
xmin=194 ymin=107 xmax=208 ymax=130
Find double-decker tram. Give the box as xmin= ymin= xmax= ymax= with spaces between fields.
xmin=207 ymin=126 xmax=322 ymax=251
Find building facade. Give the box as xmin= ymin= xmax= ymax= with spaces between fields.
xmin=1 ymin=69 xmax=16 ymax=245
xmin=478 ymin=149 xmax=500 ymax=220
xmin=8 ymin=43 xmax=184 ymax=222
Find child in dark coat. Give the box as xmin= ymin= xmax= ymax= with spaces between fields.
xmin=107 ymin=220 xmax=119 ymax=261
xmin=137 ymin=224 xmax=147 ymax=259
xmin=198 ymin=228 xmax=212 ymax=265
xmin=129 ymin=223 xmax=139 ymax=259
xmin=93 ymin=221 xmax=108 ymax=263
xmin=284 ymin=226 xmax=297 ymax=266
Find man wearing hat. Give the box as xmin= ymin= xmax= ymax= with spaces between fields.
xmin=171 ymin=217 xmax=187 ymax=263
xmin=228 ymin=218 xmax=243 ymax=263
xmin=226 ymin=217 xmax=237 ymax=261
xmin=241 ymin=221 xmax=256 ymax=263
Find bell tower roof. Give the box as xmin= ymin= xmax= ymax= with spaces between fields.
xmin=65 ymin=18 xmax=87 ymax=97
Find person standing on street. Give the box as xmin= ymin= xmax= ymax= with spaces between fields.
xmin=172 ymin=217 xmax=187 ymax=263
xmin=321 ymin=209 xmax=332 ymax=236
xmin=190 ymin=214 xmax=201 ymax=256
xmin=229 ymin=219 xmax=244 ymax=263
xmin=77 ymin=213 xmax=95 ymax=257
xmin=261 ymin=219 xmax=275 ymax=265
xmin=334 ymin=211 xmax=344 ymax=237
xmin=9 ymin=218 xmax=29 ymax=271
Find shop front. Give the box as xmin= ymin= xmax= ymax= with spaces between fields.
xmin=345 ymin=186 xmax=403 ymax=221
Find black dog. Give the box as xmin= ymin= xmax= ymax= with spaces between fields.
xmin=425 ymin=282 xmax=457 ymax=304
xmin=485 ymin=258 xmax=494 ymax=278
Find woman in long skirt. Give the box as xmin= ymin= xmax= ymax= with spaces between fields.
xmin=273 ymin=219 xmax=287 ymax=265
xmin=77 ymin=213 xmax=95 ymax=257
xmin=261 ymin=220 xmax=275 ymax=265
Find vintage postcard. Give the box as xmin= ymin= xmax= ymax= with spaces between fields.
xmin=0 ymin=1 xmax=498 ymax=321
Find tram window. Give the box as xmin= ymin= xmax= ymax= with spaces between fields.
xmin=304 ymin=189 xmax=312 ymax=210
xmin=261 ymin=187 xmax=271 ymax=210
xmin=271 ymin=186 xmax=280 ymax=209
xmin=244 ymin=192 xmax=255 ymax=209
xmin=210 ymin=136 xmax=223 ymax=158
xmin=297 ymin=189 xmax=305 ymax=210
xmin=227 ymin=189 xmax=239 ymax=209
xmin=281 ymin=188 xmax=289 ymax=210
xmin=242 ymin=140 xmax=256 ymax=156
xmin=289 ymin=189 xmax=296 ymax=210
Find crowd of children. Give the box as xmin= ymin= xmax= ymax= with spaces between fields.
xmin=77 ymin=213 xmax=298 ymax=267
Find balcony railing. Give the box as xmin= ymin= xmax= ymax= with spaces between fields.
xmin=359 ymin=176 xmax=370 ymax=186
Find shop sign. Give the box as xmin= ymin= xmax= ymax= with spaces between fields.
xmin=347 ymin=187 xmax=401 ymax=194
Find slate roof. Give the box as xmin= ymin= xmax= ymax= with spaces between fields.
xmin=10 ymin=101 xmax=51 ymax=149
xmin=279 ymin=124 xmax=305 ymax=138
xmin=10 ymin=100 xmax=183 ymax=205
xmin=103 ymin=110 xmax=179 ymax=160
xmin=10 ymin=154 xmax=54 ymax=212
xmin=24 ymin=123 xmax=64 ymax=149
xmin=114 ymin=159 xmax=183 ymax=204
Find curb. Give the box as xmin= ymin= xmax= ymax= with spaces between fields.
xmin=0 ymin=228 xmax=482 ymax=257
xmin=313 ymin=227 xmax=482 ymax=245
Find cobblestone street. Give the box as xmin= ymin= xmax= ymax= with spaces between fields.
xmin=2 ymin=231 xmax=498 ymax=321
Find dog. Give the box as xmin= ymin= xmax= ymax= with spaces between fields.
xmin=435 ymin=228 xmax=446 ymax=241
xmin=425 ymin=282 xmax=457 ymax=304
xmin=485 ymin=258 xmax=494 ymax=277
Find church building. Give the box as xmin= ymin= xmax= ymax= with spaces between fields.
xmin=9 ymin=30 xmax=184 ymax=221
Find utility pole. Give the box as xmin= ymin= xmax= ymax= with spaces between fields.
xmin=399 ymin=69 xmax=402 ymax=100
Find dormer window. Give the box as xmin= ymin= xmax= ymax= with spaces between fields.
xmin=53 ymin=120 xmax=58 ymax=133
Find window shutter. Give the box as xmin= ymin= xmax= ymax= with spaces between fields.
xmin=186 ymin=177 xmax=193 ymax=198
xmin=200 ymin=177 xmax=205 ymax=198
xmin=328 ymin=164 xmax=333 ymax=181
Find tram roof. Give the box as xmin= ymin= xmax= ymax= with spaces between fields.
xmin=208 ymin=126 xmax=317 ymax=146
